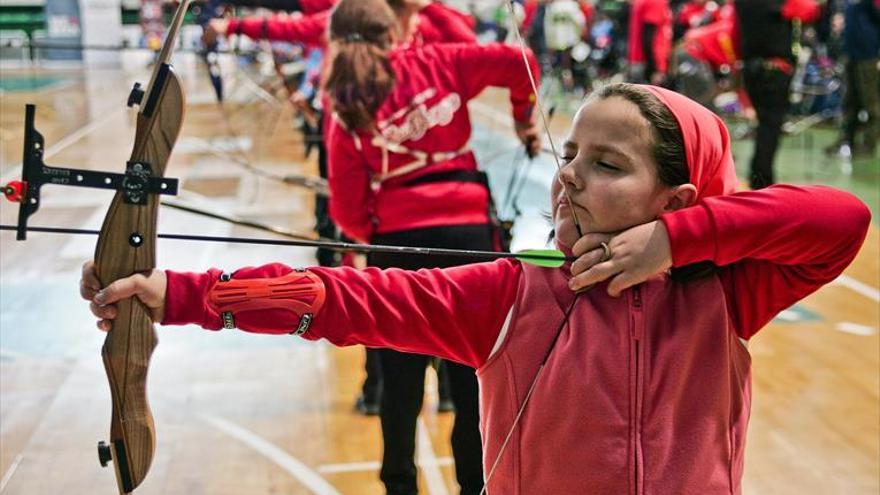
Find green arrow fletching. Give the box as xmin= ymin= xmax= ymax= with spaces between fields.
xmin=514 ymin=249 xmax=567 ymax=268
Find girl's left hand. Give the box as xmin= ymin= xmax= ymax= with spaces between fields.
xmin=568 ymin=221 xmax=673 ymax=297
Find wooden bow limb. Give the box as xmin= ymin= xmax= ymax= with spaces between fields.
xmin=92 ymin=1 xmax=191 ymax=492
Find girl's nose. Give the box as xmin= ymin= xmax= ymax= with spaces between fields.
xmin=558 ymin=161 xmax=583 ymax=191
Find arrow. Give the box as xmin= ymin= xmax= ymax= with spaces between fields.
xmin=0 ymin=224 xmax=571 ymax=268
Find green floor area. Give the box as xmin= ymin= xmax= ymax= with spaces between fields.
xmin=729 ymin=124 xmax=879 ymax=218
xmin=0 ymin=74 xmax=69 ymax=92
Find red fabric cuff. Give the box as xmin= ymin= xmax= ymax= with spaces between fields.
xmin=162 ymin=269 xmax=223 ymax=330
xmin=512 ymin=87 xmax=537 ymax=123
xmin=660 ymin=205 xmax=717 ymax=267
xmin=513 ymin=105 xmax=535 ymax=125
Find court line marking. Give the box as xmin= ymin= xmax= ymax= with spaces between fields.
xmin=1 ymin=108 xmax=123 ymax=183
xmin=417 ymin=418 xmax=450 ymax=495
xmin=835 ymin=322 xmax=878 ymax=336
xmin=0 ymin=454 xmax=24 ymax=493
xmin=317 ymin=457 xmax=454 ymax=474
xmin=833 ymin=274 xmax=880 ymax=303
xmin=198 ymin=413 xmax=341 ymax=495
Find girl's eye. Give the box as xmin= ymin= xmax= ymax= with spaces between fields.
xmin=597 ymin=161 xmax=620 ymax=171
xmin=560 ymin=155 xmax=576 ymax=164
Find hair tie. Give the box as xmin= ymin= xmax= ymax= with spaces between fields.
xmin=344 ymin=33 xmax=363 ymax=43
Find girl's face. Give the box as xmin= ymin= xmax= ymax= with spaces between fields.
xmin=551 ymin=96 xmax=685 ymax=248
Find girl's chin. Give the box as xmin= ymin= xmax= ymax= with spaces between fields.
xmin=554 ymin=221 xmax=580 ymax=247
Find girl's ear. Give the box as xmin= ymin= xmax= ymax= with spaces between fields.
xmin=663 ymin=184 xmax=698 ymax=212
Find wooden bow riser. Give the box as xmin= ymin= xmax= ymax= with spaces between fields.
xmin=94 ymin=67 xmax=185 ymax=494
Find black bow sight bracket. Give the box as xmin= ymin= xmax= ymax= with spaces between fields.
xmin=2 ymin=104 xmax=179 ymax=240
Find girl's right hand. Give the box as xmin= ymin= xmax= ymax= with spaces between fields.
xmin=514 ymin=120 xmax=541 ymax=158
xmin=568 ymin=221 xmax=672 ymax=297
xmin=80 ymin=261 xmax=168 ymax=332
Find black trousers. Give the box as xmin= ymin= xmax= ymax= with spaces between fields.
xmin=361 ymin=350 xmax=452 ymax=404
xmin=843 ymin=58 xmax=880 ymax=154
xmin=369 ymin=224 xmax=492 ymax=495
xmin=743 ymin=60 xmax=794 ymax=189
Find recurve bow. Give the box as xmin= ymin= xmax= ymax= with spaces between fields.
xmin=93 ymin=1 xmax=191 ymax=492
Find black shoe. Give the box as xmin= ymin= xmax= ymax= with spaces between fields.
xmin=355 ymin=395 xmax=380 ymax=416
xmin=437 ymin=399 xmax=455 ymax=413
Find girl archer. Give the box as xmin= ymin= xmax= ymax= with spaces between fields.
xmin=81 ymin=3 xmax=871 ymax=493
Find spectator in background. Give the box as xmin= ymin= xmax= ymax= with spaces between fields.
xmin=628 ymin=0 xmax=673 ymax=84
xmin=836 ymin=0 xmax=880 ymax=158
xmin=734 ymin=0 xmax=821 ymax=189
xmin=545 ymin=0 xmax=589 ymax=89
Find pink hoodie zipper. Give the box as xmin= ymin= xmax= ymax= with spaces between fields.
xmin=631 ymin=285 xmax=645 ymax=494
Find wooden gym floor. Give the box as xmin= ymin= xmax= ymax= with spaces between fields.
xmin=0 ymin=55 xmax=877 ymax=494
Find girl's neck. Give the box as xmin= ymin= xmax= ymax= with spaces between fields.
xmin=396 ymin=11 xmax=420 ymax=45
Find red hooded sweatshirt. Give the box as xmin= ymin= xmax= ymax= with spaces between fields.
xmin=161 ymin=86 xmax=870 ymax=492
xmin=226 ymin=2 xmax=476 ymax=49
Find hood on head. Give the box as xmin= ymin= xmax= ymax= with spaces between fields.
xmin=641 ymin=85 xmax=738 ymax=202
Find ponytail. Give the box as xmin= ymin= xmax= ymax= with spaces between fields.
xmin=324 ymin=0 xmax=397 ymax=130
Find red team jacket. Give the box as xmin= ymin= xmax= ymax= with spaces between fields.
xmin=325 ymin=43 xmax=538 ymax=242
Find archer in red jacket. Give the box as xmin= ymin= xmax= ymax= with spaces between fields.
xmin=81 ymin=80 xmax=871 ymax=493
xmin=628 ymin=0 xmax=673 ymax=84
xmin=320 ymin=2 xmax=538 ymax=491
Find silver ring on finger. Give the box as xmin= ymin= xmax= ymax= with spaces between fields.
xmin=599 ymin=241 xmax=612 ymax=262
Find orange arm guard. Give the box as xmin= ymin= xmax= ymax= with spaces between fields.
xmin=207 ymin=268 xmax=326 ymax=335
